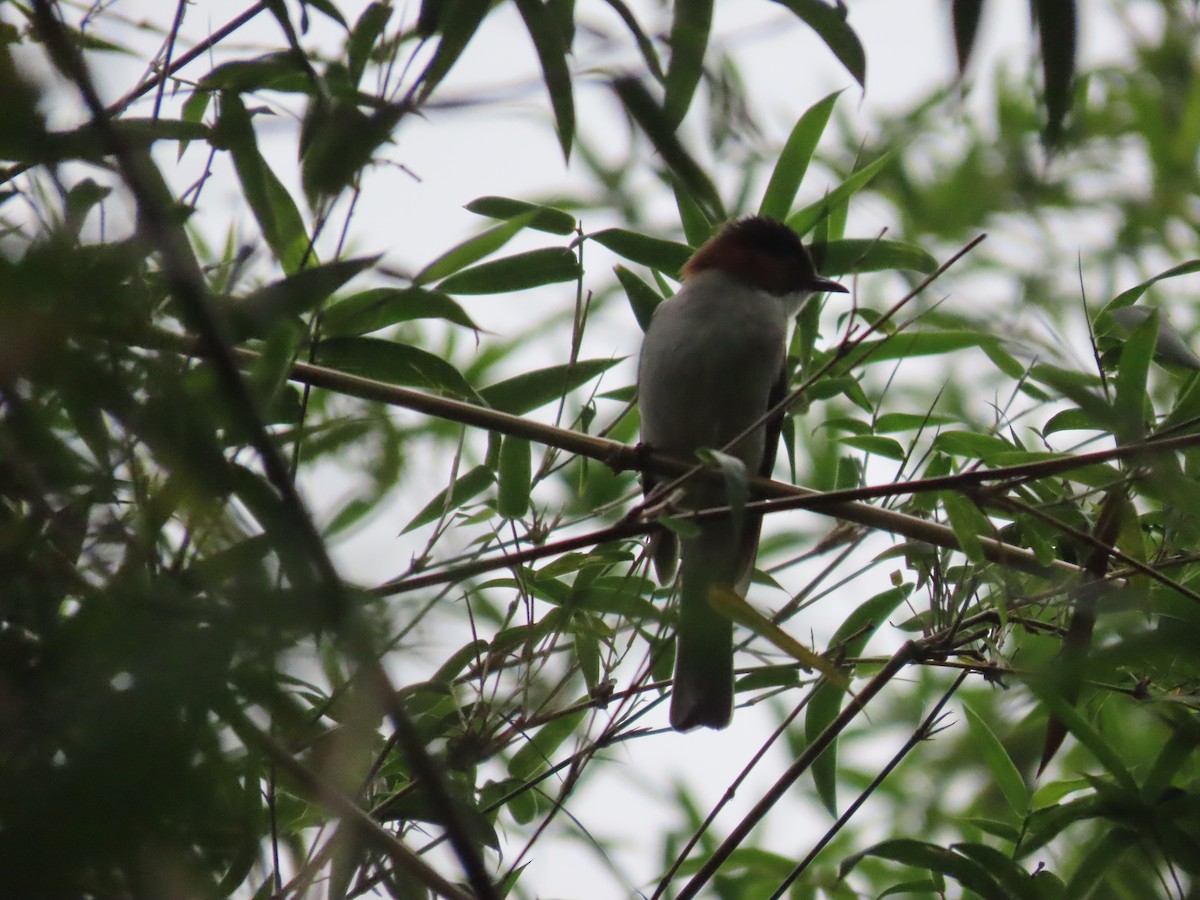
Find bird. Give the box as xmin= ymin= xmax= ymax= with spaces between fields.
xmin=636 ymin=216 xmax=847 ymax=731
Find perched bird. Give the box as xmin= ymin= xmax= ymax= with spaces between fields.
xmin=637 ymin=216 xmax=847 ymax=731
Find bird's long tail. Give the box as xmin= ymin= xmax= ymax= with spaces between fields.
xmin=669 ymin=512 xmax=760 ymax=731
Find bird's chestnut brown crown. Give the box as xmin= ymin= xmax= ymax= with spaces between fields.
xmin=682 ymin=216 xmax=848 ymax=297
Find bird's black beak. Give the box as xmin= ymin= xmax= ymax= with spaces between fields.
xmin=812 ymin=277 xmax=848 ymax=294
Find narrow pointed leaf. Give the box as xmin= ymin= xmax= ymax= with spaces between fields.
xmin=786 ymin=151 xmax=894 ymax=237
xmin=315 ymin=337 xmax=481 ymax=400
xmin=480 ymin=358 xmax=621 ymax=414
xmin=413 ymin=212 xmax=536 ymax=285
xmin=615 ymin=265 xmax=664 ymax=332
xmin=963 ymin=704 xmax=1029 ymax=815
xmin=514 ymin=0 xmax=575 ymax=159
xmin=323 ymin=286 xmax=478 ymax=336
xmin=415 ymin=0 xmax=490 ymax=101
xmin=437 ymin=247 xmax=580 ymax=295
xmin=662 ymin=0 xmax=712 ymax=127
xmin=497 ymin=435 xmax=532 ymax=519
xmin=588 ymin=228 xmax=692 ymax=277
xmin=1031 ymin=0 xmax=1076 ymax=146
xmin=759 ymin=90 xmax=841 ymax=220
xmin=807 ymin=585 xmax=910 ymax=814
xmin=951 ymin=0 xmax=986 ymax=74
xmin=813 ymin=238 xmax=937 ymax=275
xmin=403 ymin=465 xmax=495 ymax=533
xmin=465 ymin=196 xmax=576 ymax=234
xmin=612 ymin=77 xmax=725 ymax=221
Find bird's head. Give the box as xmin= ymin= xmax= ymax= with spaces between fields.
xmin=682 ymin=216 xmax=848 ymax=298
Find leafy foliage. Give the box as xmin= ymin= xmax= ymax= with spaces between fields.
xmin=1 ymin=1 xmax=1199 ymax=899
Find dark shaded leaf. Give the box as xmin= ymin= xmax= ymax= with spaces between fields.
xmin=845 ymin=840 xmax=1009 ymax=900
xmin=615 ymin=265 xmax=664 ymax=333
xmin=951 ymin=0 xmax=986 ymax=74
xmin=315 ymin=337 xmax=481 ymax=400
xmin=662 ymin=0 xmax=712 ymax=127
xmin=1031 ymin=0 xmax=1077 ymax=146
xmin=200 ymin=51 xmax=312 ymax=92
xmin=323 ymin=287 xmax=479 ymax=336
xmin=347 ymin=3 xmax=391 ymax=84
xmin=513 ymin=0 xmax=575 ymax=159
xmin=598 ymin=0 xmax=663 ymax=80
xmin=215 ymin=92 xmax=312 ymax=273
xmin=611 ymin=77 xmax=725 ymax=222
xmin=226 ymin=256 xmax=377 ymax=338
xmin=415 ymin=0 xmax=491 ymax=101
xmin=465 ymin=196 xmax=576 ymax=234
xmin=414 ymin=213 xmax=536 ymax=285
xmin=588 ymin=228 xmax=692 ymax=277
xmin=768 ymin=0 xmax=865 ymax=89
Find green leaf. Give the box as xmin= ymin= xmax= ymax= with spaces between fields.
xmin=513 ymin=0 xmax=575 ymax=159
xmin=464 ymin=196 xmax=576 ymax=235
xmin=768 ymin=0 xmax=866 ymax=89
xmin=662 ymin=0 xmax=712 ymax=127
xmin=200 ymin=52 xmax=312 ymax=92
xmin=315 ymin=337 xmax=481 ymax=400
xmin=1062 ymin=828 xmax=1133 ymax=898
xmin=611 ymin=77 xmax=725 ymax=222
xmin=216 ymin=92 xmax=312 ymax=273
xmin=673 ymin=179 xmax=712 ymax=248
xmin=437 ymin=247 xmax=581 ymax=295
xmin=300 ymin=97 xmax=406 ymax=201
xmin=508 ymin=709 xmax=585 ymax=780
xmin=951 ymin=843 xmax=1041 ymax=899
xmin=1100 ymin=259 xmax=1200 ymax=313
xmin=178 ymin=89 xmax=212 ymax=159
xmin=941 ymin=491 xmax=990 ymax=563
xmin=1112 ymin=307 xmax=1157 ymax=443
xmin=322 ymin=286 xmax=478 ymax=336
xmin=813 ymin=238 xmax=937 ymax=275
xmin=413 ymin=213 xmax=536 ymax=285
xmin=847 ymin=840 xmax=1009 ymax=900
xmin=807 ymin=585 xmax=910 ymax=815
xmin=615 ymin=265 xmax=664 ymax=333
xmin=963 ymin=704 xmax=1029 ymax=815
xmin=786 ymin=151 xmax=894 ymax=237
xmin=403 ymin=465 xmax=495 ymax=533
xmin=497 ymin=435 xmax=531 ymax=519
xmin=588 ymin=228 xmax=692 ymax=277
xmin=836 ymin=434 xmax=905 ymax=460
xmin=599 ymin=0 xmax=664 ymax=80
xmin=480 ymin=358 xmax=622 ymax=414
xmin=759 ymin=90 xmax=841 ymax=220
xmin=226 ymin=256 xmax=376 ymax=338
xmin=1027 ymin=683 xmax=1138 ymax=793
